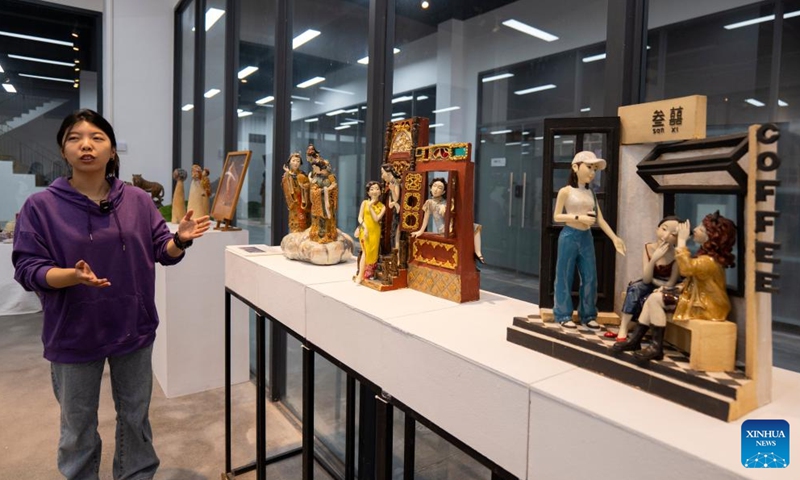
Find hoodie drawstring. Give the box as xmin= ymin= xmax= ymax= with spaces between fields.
xmin=111 ymin=208 xmax=127 ymax=251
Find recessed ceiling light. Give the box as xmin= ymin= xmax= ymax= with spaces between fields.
xmin=205 ymin=8 xmax=225 ymax=31
xmin=505 ymin=142 xmax=521 ymax=146
xmin=391 ymin=95 xmax=413 ymax=104
xmin=581 ymin=107 xmax=591 ymax=112
xmin=255 ymin=95 xmax=274 ymax=105
xmin=491 ymin=129 xmax=512 ymax=135
xmin=334 ymin=125 xmax=351 ymax=130
xmin=304 ymin=118 xmax=319 ymax=123
xmin=0 ymin=63 xmax=4 ymax=73
xmin=341 ymin=120 xmax=360 ymax=126
xmin=297 ymin=76 xmax=325 ymax=88
xmin=3 ymin=83 xmax=17 ymax=93
xmin=237 ymin=109 xmax=253 ymax=117
xmin=430 ymin=123 xmax=444 ymax=128
xmin=416 ymin=95 xmax=428 ymax=101
xmin=18 ymin=73 xmax=74 ymax=83
xmin=745 ymin=98 xmax=765 ymax=107
xmin=237 ymin=66 xmax=258 ymax=79
xmin=0 ymin=30 xmax=73 ymax=46
xmin=326 ymin=109 xmax=347 ymax=116
xmin=421 ymin=1 xmax=430 ymax=9
xmin=514 ymin=84 xmax=556 ymax=95
xmin=391 ymin=112 xmax=406 ymax=117
xmin=356 ymin=48 xmax=401 ymax=65
xmin=182 ymin=104 xmax=194 ymax=111
xmin=502 ymin=19 xmax=558 ymax=42
xmin=320 ymin=86 xmax=354 ymax=95
xmin=293 ymin=29 xmax=321 ymax=49
xmin=432 ymin=106 xmax=460 ymax=113
xmin=582 ymin=53 xmax=606 ymax=63
xmin=778 ymin=99 xmax=788 ymax=107
xmin=8 ymin=54 xmax=75 ymax=67
xmin=724 ymin=10 xmax=800 ymax=30
xmin=482 ymin=73 xmax=514 ymax=83
xmin=204 ymin=88 xmax=221 ymax=98
xmin=291 ymin=95 xmax=311 ymax=101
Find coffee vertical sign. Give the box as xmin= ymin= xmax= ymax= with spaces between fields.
xmin=746 ymin=123 xmax=781 ymax=406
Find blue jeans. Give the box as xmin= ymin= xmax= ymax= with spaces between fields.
xmin=553 ymin=227 xmax=597 ymax=323
xmin=50 ymin=344 xmax=159 ymax=480
xmin=621 ymin=280 xmax=656 ymax=320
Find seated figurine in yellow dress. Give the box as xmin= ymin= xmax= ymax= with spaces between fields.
xmin=354 ymin=181 xmax=386 ymax=284
xmin=620 ymin=211 xmax=737 ymax=361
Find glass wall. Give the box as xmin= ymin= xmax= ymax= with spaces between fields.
xmin=645 ymin=0 xmax=800 ymax=328
xmin=203 ymin=0 xmax=228 ymax=216
xmin=394 ymin=0 xmax=609 ymax=304
xmin=178 ymin=1 xmax=195 ymax=176
xmin=289 ymin=0 xmax=370 ymax=236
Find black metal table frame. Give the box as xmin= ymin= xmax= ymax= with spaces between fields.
xmin=224 ymin=287 xmax=517 ymax=480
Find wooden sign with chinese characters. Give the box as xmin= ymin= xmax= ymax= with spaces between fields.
xmin=618 ymin=95 xmax=707 ymax=144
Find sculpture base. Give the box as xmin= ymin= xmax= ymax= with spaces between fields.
xmin=281 ymin=228 xmax=354 ymax=265
xmin=507 ymin=315 xmax=757 ymax=421
xmin=360 ymin=268 xmax=408 ymax=292
xmin=537 ymin=308 xmax=619 ymax=326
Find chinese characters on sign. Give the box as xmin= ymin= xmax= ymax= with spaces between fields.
xmin=651 ymin=107 xmax=684 ymax=135
xmin=619 ymin=95 xmax=706 ymax=144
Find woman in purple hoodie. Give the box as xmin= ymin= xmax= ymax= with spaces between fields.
xmin=12 ymin=109 xmax=210 ymax=480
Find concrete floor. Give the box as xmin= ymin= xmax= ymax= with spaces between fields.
xmin=0 ymin=312 xmax=332 ymax=480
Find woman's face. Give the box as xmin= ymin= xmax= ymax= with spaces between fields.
xmin=61 ymin=121 xmax=115 ymax=177
xmin=368 ymin=183 xmax=381 ymax=199
xmin=656 ymin=220 xmax=679 ymax=245
xmin=289 ymin=155 xmax=301 ymax=171
xmin=693 ymin=224 xmax=709 ymax=244
xmin=573 ymin=162 xmax=598 ymax=184
xmin=430 ymin=180 xmax=445 ymax=198
xmin=381 ymin=169 xmax=391 ymax=182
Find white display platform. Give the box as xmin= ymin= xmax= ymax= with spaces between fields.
xmin=225 ymin=247 xmax=800 ymax=479
xmin=153 ymin=227 xmax=250 ymax=398
xmin=0 ymin=242 xmax=42 ymax=316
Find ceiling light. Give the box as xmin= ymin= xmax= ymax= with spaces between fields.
xmin=205 ymin=8 xmax=225 ymax=31
xmin=562 ymin=140 xmax=574 ymax=145
xmin=297 ymin=76 xmax=325 ymax=88
xmin=502 ymin=19 xmax=558 ymax=42
xmin=724 ymin=10 xmax=800 ymax=30
xmin=305 ymin=118 xmax=319 ymax=123
xmin=341 ymin=120 xmax=360 ymax=126
xmin=582 ymin=53 xmax=606 ymax=63
xmin=416 ymin=95 xmax=428 ymax=100
xmin=3 ymin=83 xmax=17 ymax=93
xmin=291 ymin=95 xmax=311 ymax=101
xmin=73 ymin=84 xmax=78 ymax=88
xmin=204 ymin=88 xmax=221 ymax=98
xmin=74 ymin=67 xmax=80 ymax=71
xmin=432 ymin=106 xmax=460 ymax=113
xmin=72 ymin=46 xmax=79 ymax=51
xmin=237 ymin=66 xmax=258 ymax=79
xmin=71 ymin=32 xmax=78 ymax=38
xmin=8 ymin=54 xmax=74 ymax=67
xmin=391 ymin=112 xmax=406 ymax=117
xmin=0 ymin=63 xmax=3 ymax=73
xmin=182 ymin=104 xmax=194 ymax=111
xmin=356 ymin=48 xmax=401 ymax=65
xmin=430 ymin=123 xmax=444 ymax=128
xmin=421 ymin=1 xmax=430 ymax=9
xmin=255 ymin=95 xmax=274 ymax=105
xmin=745 ymin=98 xmax=765 ymax=107
xmin=482 ymin=73 xmax=514 ymax=83
xmin=392 ymin=95 xmax=413 ymax=103
xmin=522 ymin=131 xmax=530 ymax=135
xmin=18 ymin=73 xmax=73 ymax=83
xmin=506 ymin=141 xmax=521 ymax=146
xmin=514 ymin=83 xmax=556 ymax=95
xmin=0 ymin=30 xmax=73 ymax=46
xmin=393 ymin=117 xmax=405 ymax=121
xmin=335 ymin=125 xmax=351 ymax=130
xmin=778 ymin=100 xmax=788 ymax=107
xmin=314 ymin=101 xmax=325 ymax=105
xmin=293 ymin=29 xmax=321 ymax=49
xmin=237 ymin=109 xmax=253 ymax=117
xmin=491 ymin=129 xmax=512 ymax=135
xmin=320 ymin=86 xmax=354 ymax=95
xmin=326 ymin=109 xmax=347 ymax=116
xmin=344 ymin=108 xmax=359 ymax=113
xmin=581 ymin=107 xmax=591 ymax=112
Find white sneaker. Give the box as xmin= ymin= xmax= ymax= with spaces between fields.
xmin=560 ymin=320 xmax=578 ymax=329
xmin=582 ymin=320 xmax=601 ymax=330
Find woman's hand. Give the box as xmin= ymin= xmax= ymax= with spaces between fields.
xmin=75 ymin=260 xmax=111 ymax=288
xmin=651 ymin=241 xmax=670 ymax=261
xmin=613 ymin=237 xmax=627 ymax=256
xmin=178 ymin=210 xmax=211 ymax=242
xmin=677 ymin=220 xmax=691 ymax=248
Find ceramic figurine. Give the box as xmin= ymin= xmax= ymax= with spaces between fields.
xmin=619 ymin=211 xmax=737 ymax=361
xmin=552 ymin=151 xmax=626 ymax=330
xmin=282 ymin=152 xmax=311 ymax=233
xmin=308 ymin=158 xmax=338 ymax=244
xmin=171 ymin=168 xmax=187 ymax=223
xmin=131 ymin=174 xmax=165 ymax=207
xmin=306 ymin=142 xmax=321 ymax=164
xmin=354 ymin=181 xmax=386 ymax=284
xmin=187 ymin=164 xmax=210 ymax=217
xmin=410 ymin=176 xmax=485 ymax=263
xmin=380 ymin=163 xmax=402 ymax=252
xmin=610 ymin=216 xmax=681 ymax=344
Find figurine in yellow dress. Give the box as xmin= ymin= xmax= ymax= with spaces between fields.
xmin=626 ymin=211 xmax=737 ymax=361
xmin=354 ymin=181 xmax=386 ymax=284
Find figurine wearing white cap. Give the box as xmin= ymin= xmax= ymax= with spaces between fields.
xmin=552 ymin=151 xmax=626 ymax=330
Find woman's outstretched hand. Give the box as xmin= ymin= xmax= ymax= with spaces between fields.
xmin=75 ymin=260 xmax=111 ymax=288
xmin=178 ymin=210 xmax=211 ymax=242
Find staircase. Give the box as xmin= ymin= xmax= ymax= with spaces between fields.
xmin=0 ymin=98 xmax=69 ymax=136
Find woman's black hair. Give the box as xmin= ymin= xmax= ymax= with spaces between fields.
xmin=364 ymin=180 xmax=381 ymax=199
xmin=285 ymin=152 xmax=303 ymax=167
xmin=658 ymin=215 xmax=682 ymax=227
xmin=380 ymin=163 xmax=401 ymax=180
xmin=57 ymin=109 xmax=119 ymax=178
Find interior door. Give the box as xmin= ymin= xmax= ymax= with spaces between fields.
xmin=476 ymin=124 xmax=540 ymax=276
xmin=539 ymin=117 xmax=621 ymax=313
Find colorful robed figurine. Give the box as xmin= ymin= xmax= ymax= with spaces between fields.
xmin=309 ymin=158 xmax=338 ymax=243
xmin=281 ymin=152 xmax=310 ymax=233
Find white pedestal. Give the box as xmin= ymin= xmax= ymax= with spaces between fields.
xmin=153 ymin=227 xmax=250 ymax=398
xmin=0 ymin=242 xmax=42 ymax=316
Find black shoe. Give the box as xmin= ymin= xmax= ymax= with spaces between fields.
xmin=634 ymin=326 xmax=665 ymax=361
xmin=611 ymin=323 xmax=647 ymax=352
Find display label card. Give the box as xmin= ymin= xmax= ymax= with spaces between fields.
xmin=618 ymin=95 xmax=707 ymax=144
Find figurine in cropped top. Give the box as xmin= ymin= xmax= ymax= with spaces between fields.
xmin=552 ymin=151 xmax=626 ymax=330
xmin=610 ymin=216 xmax=680 ymax=347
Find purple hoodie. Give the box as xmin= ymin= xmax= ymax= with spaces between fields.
xmin=12 ymin=177 xmax=183 ymax=363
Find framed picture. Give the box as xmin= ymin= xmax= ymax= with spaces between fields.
xmin=211 ymin=150 xmax=252 ymax=226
